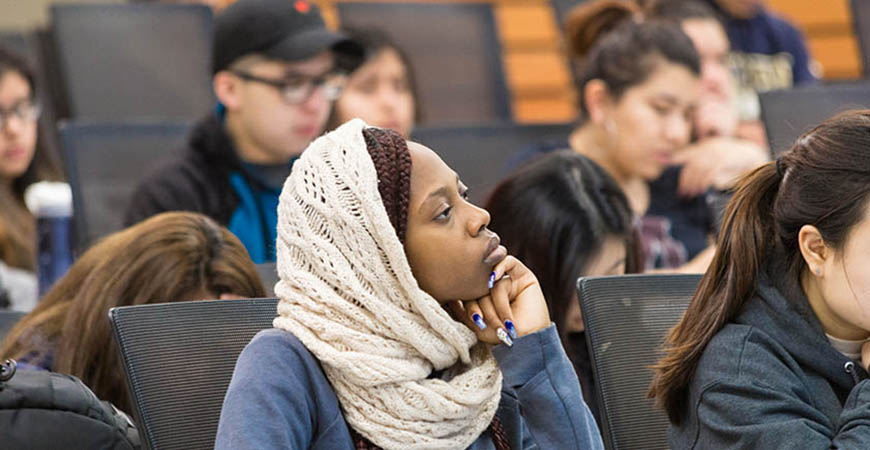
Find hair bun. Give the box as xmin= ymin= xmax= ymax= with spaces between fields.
xmin=564 ymin=0 xmax=641 ymax=60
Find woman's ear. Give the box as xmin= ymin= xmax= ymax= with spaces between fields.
xmin=213 ymin=71 xmax=243 ymax=111
xmin=584 ymin=79 xmax=613 ymax=126
xmin=798 ymin=224 xmax=829 ymax=277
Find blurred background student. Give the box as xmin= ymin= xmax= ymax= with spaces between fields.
xmin=487 ymin=150 xmax=636 ymax=424
xmin=0 ymin=211 xmax=266 ymax=414
xmin=326 ymin=27 xmax=419 ymax=139
xmin=514 ymin=0 xmax=712 ymax=272
xmin=0 ymin=45 xmax=64 ymax=311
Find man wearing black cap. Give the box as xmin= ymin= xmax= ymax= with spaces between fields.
xmin=124 ymin=0 xmax=362 ymax=263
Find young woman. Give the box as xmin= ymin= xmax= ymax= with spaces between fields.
xmin=216 ymin=120 xmax=604 ymax=449
xmin=326 ymin=27 xmax=418 ymax=138
xmin=1 ymin=211 xmax=266 ymax=414
xmin=486 ymin=151 xmax=636 ymax=424
xmin=0 ymin=45 xmax=63 ymax=272
xmin=515 ymin=0 xmax=712 ymax=272
xmin=650 ymin=110 xmax=870 ymax=448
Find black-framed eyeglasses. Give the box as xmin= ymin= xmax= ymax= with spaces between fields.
xmin=230 ymin=70 xmax=347 ymax=104
xmin=0 ymin=100 xmax=41 ymax=130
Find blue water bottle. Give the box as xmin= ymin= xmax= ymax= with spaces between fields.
xmin=25 ymin=182 xmax=74 ymax=297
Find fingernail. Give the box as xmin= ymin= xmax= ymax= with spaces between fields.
xmin=496 ymin=328 xmax=513 ymax=347
xmin=488 ymin=272 xmax=495 ymax=289
xmin=472 ymin=313 xmax=487 ymax=331
xmin=504 ymin=320 xmax=517 ymax=340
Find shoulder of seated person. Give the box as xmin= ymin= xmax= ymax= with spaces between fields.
xmin=243 ymin=328 xmax=319 ymax=366
xmin=696 ymin=323 xmax=804 ymax=388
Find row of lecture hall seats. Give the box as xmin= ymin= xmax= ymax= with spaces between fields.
xmin=0 ymin=2 xmax=512 ymax=125
xmin=61 ymin=80 xmax=870 ymax=252
xmin=4 ymin=1 xmax=870 ymax=126
xmin=97 ymin=272 xmax=700 ymax=450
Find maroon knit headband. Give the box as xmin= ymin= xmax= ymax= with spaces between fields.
xmin=362 ymin=127 xmax=412 ymax=244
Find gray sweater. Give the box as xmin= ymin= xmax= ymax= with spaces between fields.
xmin=669 ymin=269 xmax=870 ymax=449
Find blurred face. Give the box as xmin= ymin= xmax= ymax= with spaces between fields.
xmin=815 ymin=203 xmax=870 ymax=336
xmin=604 ymin=62 xmax=698 ymax=180
xmin=714 ymin=0 xmax=763 ymax=19
xmin=682 ymin=18 xmax=732 ymax=102
xmin=0 ymin=71 xmax=38 ymax=181
xmin=335 ymin=48 xmax=415 ymax=138
xmin=404 ymin=141 xmax=505 ymax=303
xmin=565 ymin=236 xmax=627 ymax=333
xmin=225 ymin=51 xmax=338 ymax=163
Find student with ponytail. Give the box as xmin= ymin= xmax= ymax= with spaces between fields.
xmin=650 ymin=110 xmax=870 ymax=448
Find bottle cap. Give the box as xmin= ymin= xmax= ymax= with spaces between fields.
xmin=24 ymin=182 xmax=73 ymax=218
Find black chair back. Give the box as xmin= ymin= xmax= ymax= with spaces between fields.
xmin=254 ymin=263 xmax=278 ymax=297
xmin=577 ymin=274 xmax=701 ymax=450
xmin=337 ymin=2 xmax=511 ymax=123
xmin=60 ymin=121 xmax=190 ymax=251
xmin=411 ymin=121 xmax=573 ymax=204
xmin=109 ymin=297 xmax=278 ymax=450
xmin=49 ymin=4 xmax=214 ymax=121
xmin=759 ymin=82 xmax=870 ymax=155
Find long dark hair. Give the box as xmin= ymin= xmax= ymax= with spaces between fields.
xmin=650 ymin=110 xmax=870 ymax=423
xmin=564 ymin=0 xmax=700 ymax=122
xmin=486 ymin=151 xmax=636 ymax=342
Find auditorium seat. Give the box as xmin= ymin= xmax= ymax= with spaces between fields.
xmin=59 ymin=121 xmax=190 ymax=251
xmin=411 ymin=121 xmax=573 ymax=204
xmin=578 ymin=273 xmax=701 ymax=450
xmin=49 ymin=4 xmax=215 ymax=121
xmin=759 ymin=81 xmax=870 ymax=154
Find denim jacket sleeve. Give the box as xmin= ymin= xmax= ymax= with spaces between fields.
xmin=492 ymin=324 xmax=604 ymax=450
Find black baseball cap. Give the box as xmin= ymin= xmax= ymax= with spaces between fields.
xmin=212 ymin=0 xmax=364 ymax=74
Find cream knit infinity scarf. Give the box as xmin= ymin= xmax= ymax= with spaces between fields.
xmin=273 ymin=119 xmax=502 ymax=449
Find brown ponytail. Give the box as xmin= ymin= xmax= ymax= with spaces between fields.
xmin=563 ymin=0 xmax=640 ymax=61
xmin=649 ymin=110 xmax=870 ymax=424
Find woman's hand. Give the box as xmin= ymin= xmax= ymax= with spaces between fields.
xmin=449 ymin=256 xmax=550 ymax=346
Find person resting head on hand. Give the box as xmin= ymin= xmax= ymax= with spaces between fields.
xmin=216 ymin=119 xmax=604 ymax=450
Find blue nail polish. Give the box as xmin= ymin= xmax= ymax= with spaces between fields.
xmin=488 ymin=272 xmax=496 ymax=289
xmin=505 ymin=320 xmax=517 ymax=340
xmin=472 ymin=313 xmax=487 ymax=330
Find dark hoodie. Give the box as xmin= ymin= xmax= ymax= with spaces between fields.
xmin=669 ymin=263 xmax=870 ymax=448
xmin=124 ymin=113 xmax=286 ymax=263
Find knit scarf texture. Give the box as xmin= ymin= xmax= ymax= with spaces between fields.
xmin=273 ymin=119 xmax=503 ymax=449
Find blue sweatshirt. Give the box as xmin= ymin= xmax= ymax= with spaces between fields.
xmin=216 ymin=324 xmax=604 ymax=449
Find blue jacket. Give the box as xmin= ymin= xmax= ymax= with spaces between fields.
xmin=669 ymin=267 xmax=870 ymax=449
xmin=216 ymin=324 xmax=604 ymax=449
